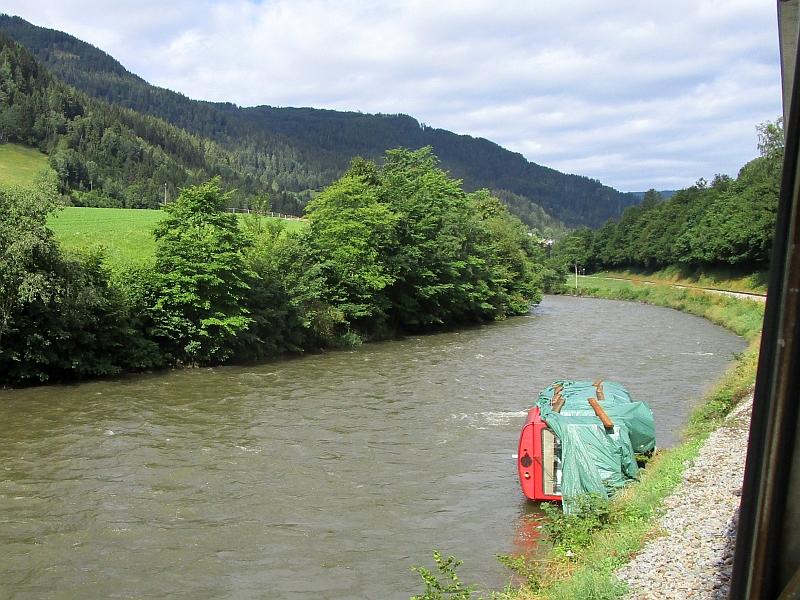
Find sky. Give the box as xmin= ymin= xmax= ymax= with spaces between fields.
xmin=2 ymin=0 xmax=784 ymax=192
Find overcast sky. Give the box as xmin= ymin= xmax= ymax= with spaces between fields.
xmin=2 ymin=0 xmax=783 ymax=191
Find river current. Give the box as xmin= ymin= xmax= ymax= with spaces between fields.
xmin=0 ymin=295 xmax=747 ymax=599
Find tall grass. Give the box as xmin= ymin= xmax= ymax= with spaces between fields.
xmin=570 ymin=278 xmax=764 ymax=339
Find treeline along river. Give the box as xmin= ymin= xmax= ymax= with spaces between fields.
xmin=0 ymin=296 xmax=746 ymax=599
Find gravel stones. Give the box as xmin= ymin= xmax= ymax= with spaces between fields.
xmin=615 ymin=395 xmax=752 ymax=599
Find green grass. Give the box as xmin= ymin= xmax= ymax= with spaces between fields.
xmin=48 ymin=206 xmax=308 ymax=268
xmin=573 ymin=276 xmax=644 ymax=293
xmin=585 ymin=266 xmax=769 ymax=295
xmin=49 ymin=207 xmax=166 ymax=267
xmin=0 ymin=143 xmax=53 ymax=188
xmin=247 ymin=214 xmax=306 ymax=234
xmin=569 ymin=278 xmax=765 ymax=339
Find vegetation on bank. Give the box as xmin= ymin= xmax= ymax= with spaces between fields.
xmin=564 ymin=279 xmax=765 ymax=340
xmin=0 ymin=147 xmax=546 ymax=385
xmin=411 ymin=283 xmax=763 ymax=599
xmin=582 ymin=267 xmax=768 ymax=295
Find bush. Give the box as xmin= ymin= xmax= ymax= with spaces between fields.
xmin=411 ymin=551 xmax=477 ymax=600
xmin=542 ymin=493 xmax=613 ymax=552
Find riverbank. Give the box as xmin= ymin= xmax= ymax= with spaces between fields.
xmin=495 ymin=282 xmax=763 ymax=600
xmin=581 ymin=267 xmax=768 ymax=296
xmin=616 ymin=391 xmax=751 ymax=599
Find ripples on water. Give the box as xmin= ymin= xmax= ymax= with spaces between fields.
xmin=0 ymin=296 xmax=746 ymax=599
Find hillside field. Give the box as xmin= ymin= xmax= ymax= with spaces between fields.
xmin=48 ymin=207 xmax=306 ymax=267
xmin=0 ymin=143 xmax=52 ymax=187
xmin=48 ymin=207 xmax=165 ymax=266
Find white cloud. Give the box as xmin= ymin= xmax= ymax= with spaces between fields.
xmin=1 ymin=0 xmax=783 ymax=191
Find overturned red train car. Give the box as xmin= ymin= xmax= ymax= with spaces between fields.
xmin=517 ymin=380 xmax=656 ymax=502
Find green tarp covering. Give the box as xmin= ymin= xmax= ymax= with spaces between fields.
xmin=536 ymin=380 xmax=656 ymax=511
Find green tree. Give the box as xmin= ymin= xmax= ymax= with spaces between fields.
xmin=302 ymin=158 xmax=399 ymax=336
xmin=680 ymin=156 xmax=780 ymax=268
xmin=551 ymin=228 xmax=593 ymax=287
xmin=471 ymin=190 xmax=543 ymax=314
xmin=3 ymin=247 xmax=160 ymax=383
xmin=591 ymin=218 xmax=617 ymax=268
xmin=149 ymin=177 xmax=255 ymax=364
xmin=756 ymin=117 xmax=784 ymax=159
xmin=380 ymin=147 xmax=498 ymax=327
xmin=277 ymin=148 xmax=545 ymax=345
xmin=0 ymin=175 xmax=59 ymax=346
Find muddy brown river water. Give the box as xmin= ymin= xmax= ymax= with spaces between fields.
xmin=0 ymin=295 xmax=747 ymax=599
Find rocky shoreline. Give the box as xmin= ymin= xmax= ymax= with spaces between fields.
xmin=615 ymin=393 xmax=753 ymax=599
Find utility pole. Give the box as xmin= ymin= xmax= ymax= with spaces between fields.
xmin=164 ymin=183 xmax=167 ymax=205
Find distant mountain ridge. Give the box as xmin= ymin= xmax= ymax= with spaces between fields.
xmin=630 ymin=190 xmax=677 ymax=200
xmin=0 ymin=14 xmax=641 ymax=229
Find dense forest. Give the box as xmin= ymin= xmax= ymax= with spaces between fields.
xmin=0 ymin=147 xmax=547 ymax=385
xmin=547 ymin=120 xmax=783 ymax=277
xmin=0 ymin=14 xmax=639 ymax=230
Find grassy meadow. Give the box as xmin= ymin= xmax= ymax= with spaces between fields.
xmin=48 ymin=207 xmax=166 ymax=266
xmin=0 ymin=143 xmax=53 ymax=187
xmin=48 ymin=206 xmax=307 ymax=268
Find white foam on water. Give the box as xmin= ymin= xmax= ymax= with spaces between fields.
xmin=235 ymin=445 xmax=261 ymax=453
xmin=449 ymin=410 xmax=528 ymax=428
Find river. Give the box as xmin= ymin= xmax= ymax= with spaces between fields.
xmin=0 ymin=296 xmax=747 ymax=599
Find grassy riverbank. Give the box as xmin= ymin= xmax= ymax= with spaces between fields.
xmin=492 ymin=282 xmax=764 ymax=600
xmin=580 ymin=266 xmax=768 ymax=295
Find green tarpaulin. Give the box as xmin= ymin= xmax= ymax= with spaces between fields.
xmin=536 ymin=380 xmax=656 ymax=511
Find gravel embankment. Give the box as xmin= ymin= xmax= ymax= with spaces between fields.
xmin=616 ymin=394 xmax=752 ymax=599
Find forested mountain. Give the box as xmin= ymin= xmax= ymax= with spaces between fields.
xmin=0 ymin=31 xmax=269 ymax=209
xmin=0 ymin=14 xmax=638 ymax=229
